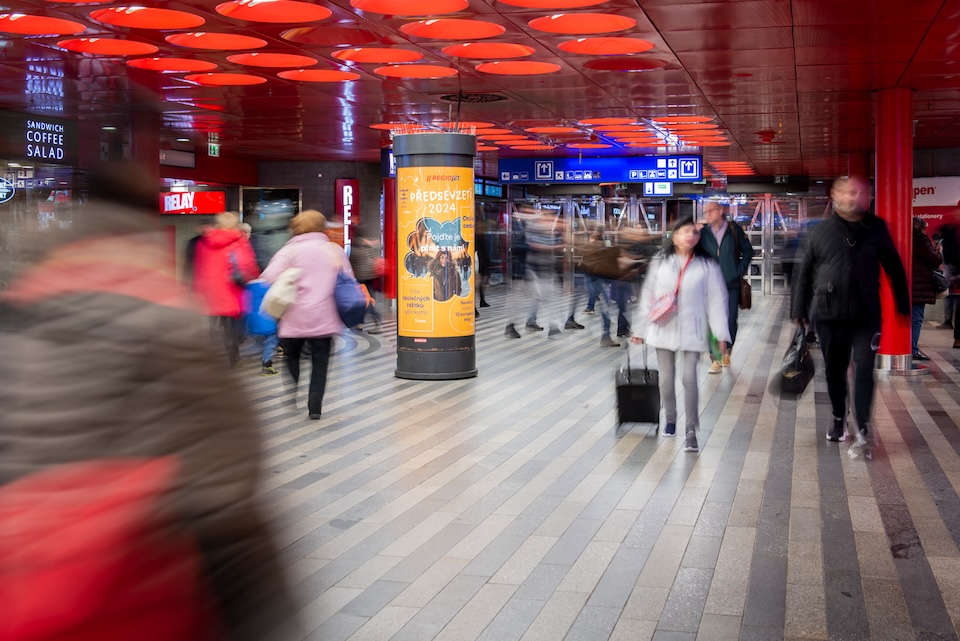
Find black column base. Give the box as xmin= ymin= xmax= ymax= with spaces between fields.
xmin=395 ymin=336 xmax=477 ymax=380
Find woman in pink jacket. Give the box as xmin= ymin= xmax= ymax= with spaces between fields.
xmin=261 ymin=210 xmax=352 ymax=420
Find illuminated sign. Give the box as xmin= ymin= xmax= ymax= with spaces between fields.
xmin=643 ymin=182 xmax=673 ymax=196
xmin=0 ymin=112 xmax=78 ymax=166
xmin=499 ymin=155 xmax=702 ymax=184
xmin=397 ymin=166 xmax=474 ymax=338
xmin=0 ymin=177 xmax=15 ymax=203
xmin=160 ymin=149 xmax=196 ymax=168
xmin=159 ymin=191 xmax=226 ymax=214
xmin=336 ymin=178 xmax=359 ymax=253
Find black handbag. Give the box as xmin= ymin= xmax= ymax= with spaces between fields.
xmin=615 ymin=345 xmax=661 ymax=426
xmin=933 ymin=268 xmax=949 ymax=295
xmin=780 ymin=327 xmax=814 ymax=395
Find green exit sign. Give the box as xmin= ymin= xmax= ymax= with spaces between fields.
xmin=208 ymin=143 xmax=220 ymax=157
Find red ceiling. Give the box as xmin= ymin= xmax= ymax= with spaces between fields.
xmin=1 ymin=0 xmax=959 ymax=179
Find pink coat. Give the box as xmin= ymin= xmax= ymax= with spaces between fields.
xmin=260 ymin=232 xmax=352 ymax=338
xmin=192 ymin=228 xmax=258 ymax=318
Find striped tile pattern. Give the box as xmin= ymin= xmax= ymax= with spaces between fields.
xmin=246 ymin=286 xmax=960 ymax=641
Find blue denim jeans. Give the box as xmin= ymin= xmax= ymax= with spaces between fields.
xmin=911 ymin=304 xmax=925 ymax=354
xmin=261 ymin=332 xmax=279 ymax=365
xmin=585 ymin=277 xmax=602 ymax=311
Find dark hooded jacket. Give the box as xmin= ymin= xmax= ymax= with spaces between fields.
xmin=791 ymin=211 xmax=910 ymax=323
xmin=912 ymin=227 xmax=943 ymax=306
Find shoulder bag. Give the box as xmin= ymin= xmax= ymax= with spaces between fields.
xmin=331 ymin=245 xmax=367 ymax=327
xmin=731 ymin=226 xmax=752 ymax=310
xmin=261 ymin=247 xmax=300 ymax=320
xmin=649 ymin=255 xmax=693 ymax=324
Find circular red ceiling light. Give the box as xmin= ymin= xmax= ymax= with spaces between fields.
xmin=475 ymin=61 xmax=560 ymax=75
xmin=184 ymin=72 xmax=266 ymax=86
xmin=476 ymin=145 xmax=499 ymax=152
xmin=435 ymin=121 xmax=495 ymax=129
xmin=167 ymin=32 xmax=267 ymax=50
xmin=332 ymin=47 xmax=422 ymax=63
xmin=525 ymin=126 xmax=580 ymax=134
xmin=510 ymin=145 xmax=555 ymax=150
xmin=400 ymin=19 xmax=505 ymax=40
xmin=583 ymin=57 xmax=666 ymax=71
xmin=498 ymin=0 xmax=607 ymax=6
xmin=58 ymin=37 xmax=158 ymax=55
xmin=624 ymin=142 xmax=663 ymax=148
xmin=0 ymin=14 xmax=85 ymax=35
xmin=559 ymin=36 xmax=653 ymax=56
xmin=507 ymin=139 xmax=546 ymax=145
xmin=528 ymin=13 xmax=635 ymax=35
xmin=567 ymin=143 xmax=611 ymax=149
xmin=653 ymin=116 xmax=714 ymax=124
xmin=227 ymin=52 xmax=317 ymax=67
xmin=370 ymin=122 xmax=413 ymax=130
xmin=686 ymin=141 xmax=731 ymax=147
xmin=90 ymin=7 xmax=205 ymax=29
xmin=473 ymin=128 xmax=513 ymax=135
xmin=281 ymin=26 xmax=391 ymax=46
xmin=442 ymin=42 xmax=535 ymax=59
xmin=664 ymin=123 xmax=718 ymax=131
xmin=579 ymin=117 xmax=636 ymax=126
xmin=216 ymin=0 xmax=332 ymax=23
xmin=593 ymin=125 xmax=646 ymax=132
xmin=351 ymin=0 xmax=468 ymax=14
xmin=374 ymin=64 xmax=457 ymax=78
xmin=128 ymin=57 xmax=218 ymax=72
xmin=278 ymin=69 xmax=360 ymax=81
xmin=482 ymin=135 xmax=527 ymax=141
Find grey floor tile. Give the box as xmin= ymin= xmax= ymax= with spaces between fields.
xmin=475 ymin=597 xmax=545 ymax=641
xmin=563 ymin=606 xmax=622 ymax=641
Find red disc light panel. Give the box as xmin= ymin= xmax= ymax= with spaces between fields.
xmin=401 ymin=19 xmax=505 ymax=40
xmin=278 ymin=69 xmax=360 ymax=82
xmin=128 ymin=57 xmax=218 ymax=72
xmin=528 ymin=13 xmax=635 ymax=35
xmin=525 ymin=126 xmax=580 ymax=133
xmin=498 ymin=0 xmax=607 ymax=6
xmin=442 ymin=43 xmax=535 ymax=59
xmin=351 ymin=0 xmax=468 ymax=15
xmin=58 ymin=38 xmax=158 ymax=56
xmin=374 ymin=64 xmax=458 ymax=78
xmin=185 ymin=72 xmax=266 ymax=86
xmin=0 ymin=14 xmax=85 ymax=35
xmin=166 ymin=32 xmax=267 ymax=50
xmin=559 ymin=37 xmax=654 ymax=55
xmin=332 ymin=48 xmax=423 ymax=63
xmin=90 ymin=7 xmax=205 ymax=29
xmin=227 ymin=53 xmax=317 ymax=67
xmin=216 ymin=0 xmax=332 ymax=23
xmin=475 ymin=61 xmax=560 ymax=75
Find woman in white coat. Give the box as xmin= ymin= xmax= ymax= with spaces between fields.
xmin=632 ymin=217 xmax=731 ymax=452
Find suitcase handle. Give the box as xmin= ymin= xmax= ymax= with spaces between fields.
xmin=625 ymin=343 xmax=649 ymax=384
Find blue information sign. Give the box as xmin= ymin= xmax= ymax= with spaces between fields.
xmin=498 ymin=155 xmax=702 ymax=184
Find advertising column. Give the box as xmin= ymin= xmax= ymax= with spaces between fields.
xmin=394 ymin=133 xmax=476 ymax=379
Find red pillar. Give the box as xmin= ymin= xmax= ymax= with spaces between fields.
xmin=875 ymin=88 xmax=913 ymax=368
xmin=382 ymin=177 xmax=397 ymax=300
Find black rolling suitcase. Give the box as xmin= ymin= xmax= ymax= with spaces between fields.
xmin=616 ymin=345 xmax=660 ymax=428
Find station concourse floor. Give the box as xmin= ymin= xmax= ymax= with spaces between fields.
xmin=248 ymin=287 xmax=960 ymax=641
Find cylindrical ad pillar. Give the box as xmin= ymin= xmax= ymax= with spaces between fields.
xmin=394 ymin=132 xmax=477 ymax=380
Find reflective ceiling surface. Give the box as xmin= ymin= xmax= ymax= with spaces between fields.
xmin=1 ymin=0 xmax=959 ymax=178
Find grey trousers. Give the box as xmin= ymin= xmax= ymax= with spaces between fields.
xmin=656 ymin=348 xmax=701 ymax=432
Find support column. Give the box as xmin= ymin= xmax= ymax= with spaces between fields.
xmin=129 ymin=110 xmax=160 ymax=178
xmin=875 ymin=88 xmax=915 ymax=372
xmin=394 ymin=133 xmax=477 ymax=379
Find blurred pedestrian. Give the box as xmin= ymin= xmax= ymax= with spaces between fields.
xmin=192 ymin=211 xmax=258 ymax=366
xmin=792 ymin=176 xmax=909 ymax=448
xmin=0 ymin=162 xmax=297 ymax=641
xmin=911 ymin=217 xmax=942 ymax=361
xmin=261 ymin=210 xmax=350 ymax=420
xmin=697 ymin=201 xmax=753 ymax=373
xmin=632 ymin=217 xmax=730 ymax=452
xmin=505 ymin=211 xmax=562 ymax=339
xmin=349 ymin=226 xmax=384 ymax=333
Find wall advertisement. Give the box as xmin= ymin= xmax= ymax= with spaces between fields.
xmin=397 ymin=165 xmax=475 ymax=338
xmin=912 ymin=177 xmax=960 ymax=238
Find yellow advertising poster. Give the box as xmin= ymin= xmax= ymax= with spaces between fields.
xmin=397 ymin=165 xmax=475 ymax=337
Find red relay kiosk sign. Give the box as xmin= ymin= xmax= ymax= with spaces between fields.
xmin=160 ymin=191 xmax=226 ymax=215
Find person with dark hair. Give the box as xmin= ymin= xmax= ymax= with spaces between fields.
xmin=911 ymin=217 xmax=942 ymax=361
xmin=792 ymin=176 xmax=910 ymax=449
xmin=632 ymin=217 xmax=730 ymax=452
xmin=0 ymin=161 xmax=298 ymax=640
xmin=349 ymin=225 xmax=384 ymax=333
xmin=430 ymin=249 xmax=462 ymax=302
xmin=697 ymin=201 xmax=753 ymax=373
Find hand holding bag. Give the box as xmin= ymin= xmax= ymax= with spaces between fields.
xmin=780 ymin=327 xmax=814 ymax=394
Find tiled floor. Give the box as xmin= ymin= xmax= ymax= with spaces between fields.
xmin=248 ymin=287 xmax=960 ymax=641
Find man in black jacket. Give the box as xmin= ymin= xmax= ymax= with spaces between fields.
xmin=792 ymin=175 xmax=910 ymax=446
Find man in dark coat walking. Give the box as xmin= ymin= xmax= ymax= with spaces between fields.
xmin=910 ymin=217 xmax=943 ymax=361
xmin=792 ymin=175 xmax=910 ymax=446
